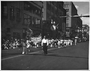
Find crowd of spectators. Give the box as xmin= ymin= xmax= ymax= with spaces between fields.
xmin=2 ymin=35 xmax=88 ymax=50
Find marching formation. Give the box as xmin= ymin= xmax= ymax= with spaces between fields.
xmin=21 ymin=37 xmax=75 ymax=55
xmin=2 ymin=36 xmax=78 ymax=55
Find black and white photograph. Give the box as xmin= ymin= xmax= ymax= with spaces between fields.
xmin=1 ymin=0 xmax=90 ymax=70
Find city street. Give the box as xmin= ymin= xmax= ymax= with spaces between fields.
xmin=1 ymin=41 xmax=89 ymax=70
xmin=1 ymin=1 xmax=89 ymax=70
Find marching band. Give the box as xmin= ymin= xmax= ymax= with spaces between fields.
xmin=2 ymin=36 xmax=78 ymax=55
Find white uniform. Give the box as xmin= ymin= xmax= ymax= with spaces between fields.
xmin=75 ymin=36 xmax=78 ymax=45
xmin=66 ymin=40 xmax=69 ymax=46
xmin=26 ymin=40 xmax=30 ymax=48
xmin=58 ymin=40 xmax=61 ymax=48
xmin=22 ymin=41 xmax=26 ymax=54
xmin=41 ymin=38 xmax=48 ymax=55
xmin=41 ymin=38 xmax=48 ymax=46
xmin=60 ymin=39 xmax=63 ymax=47
xmin=63 ymin=40 xmax=67 ymax=47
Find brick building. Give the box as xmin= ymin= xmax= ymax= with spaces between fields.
xmin=1 ymin=1 xmax=66 ymax=39
xmin=1 ymin=1 xmax=43 ymax=39
xmin=64 ymin=2 xmax=82 ymax=38
xmin=42 ymin=1 xmax=66 ymax=38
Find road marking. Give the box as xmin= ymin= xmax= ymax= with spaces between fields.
xmin=1 ymin=48 xmax=57 ymax=61
xmin=1 ymin=55 xmax=24 ymax=61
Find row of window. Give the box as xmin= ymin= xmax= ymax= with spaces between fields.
xmin=23 ymin=14 xmax=41 ymax=25
xmin=2 ymin=2 xmax=21 ymax=22
xmin=47 ymin=3 xmax=57 ymax=14
xmin=47 ymin=2 xmax=63 ymax=17
xmin=63 ymin=4 xmax=69 ymax=9
xmin=24 ymin=2 xmax=42 ymax=17
xmin=2 ymin=2 xmax=41 ymax=25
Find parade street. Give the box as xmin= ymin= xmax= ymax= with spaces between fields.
xmin=1 ymin=41 xmax=89 ymax=70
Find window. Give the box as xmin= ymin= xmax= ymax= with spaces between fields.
xmin=22 ymin=28 xmax=27 ymax=39
xmin=16 ymin=8 xmax=20 ymax=22
xmin=66 ymin=13 xmax=69 ymax=17
xmin=38 ymin=10 xmax=41 ymax=16
xmin=34 ymin=7 xmax=41 ymax=17
xmin=62 ymin=23 xmax=65 ymax=31
xmin=64 ymin=4 xmax=69 ymax=9
xmin=27 ymin=16 xmax=31 ymax=25
xmin=24 ymin=2 xmax=32 ymax=13
xmin=36 ymin=19 xmax=40 ymax=24
xmin=6 ymin=28 xmax=10 ymax=33
xmin=58 ymin=9 xmax=63 ymax=16
xmin=47 ymin=12 xmax=50 ymax=19
xmin=32 ymin=17 xmax=35 ymax=24
xmin=66 ymin=23 xmax=69 ymax=27
xmin=66 ymin=9 xmax=69 ymax=12
xmin=2 ymin=2 xmax=8 ymax=19
xmin=24 ymin=2 xmax=28 ymax=10
xmin=23 ymin=14 xmax=31 ymax=25
xmin=10 ymin=6 xmax=15 ymax=20
xmin=47 ymin=3 xmax=51 ymax=10
xmin=66 ymin=17 xmax=69 ymax=20
xmin=3 ymin=6 xmax=8 ymax=16
xmin=66 ymin=12 xmax=69 ymax=15
xmin=24 ymin=2 xmax=42 ymax=17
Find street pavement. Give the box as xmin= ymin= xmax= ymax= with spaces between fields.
xmin=1 ymin=42 xmax=89 ymax=70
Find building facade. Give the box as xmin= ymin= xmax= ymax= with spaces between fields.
xmin=1 ymin=1 xmax=66 ymax=39
xmin=42 ymin=1 xmax=66 ymax=38
xmin=64 ymin=2 xmax=82 ymax=38
xmin=1 ymin=1 xmax=43 ymax=39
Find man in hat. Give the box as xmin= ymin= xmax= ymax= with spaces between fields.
xmin=41 ymin=36 xmax=48 ymax=55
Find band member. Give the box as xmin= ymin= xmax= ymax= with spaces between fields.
xmin=60 ymin=39 xmax=63 ymax=48
xmin=58 ymin=40 xmax=61 ymax=48
xmin=75 ymin=36 xmax=78 ymax=45
xmin=26 ymin=39 xmax=31 ymax=52
xmin=41 ymin=36 xmax=48 ymax=55
xmin=22 ymin=39 xmax=27 ymax=54
xmin=69 ymin=39 xmax=73 ymax=46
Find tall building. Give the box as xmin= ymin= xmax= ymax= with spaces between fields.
xmin=1 ymin=1 xmax=43 ymax=39
xmin=64 ymin=2 xmax=82 ymax=38
xmin=23 ymin=1 xmax=43 ymax=37
xmin=42 ymin=1 xmax=66 ymax=38
xmin=1 ymin=1 xmax=66 ymax=39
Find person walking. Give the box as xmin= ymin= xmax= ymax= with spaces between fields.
xmin=26 ymin=39 xmax=31 ymax=53
xmin=75 ymin=36 xmax=78 ymax=45
xmin=22 ymin=39 xmax=27 ymax=54
xmin=41 ymin=36 xmax=48 ymax=55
